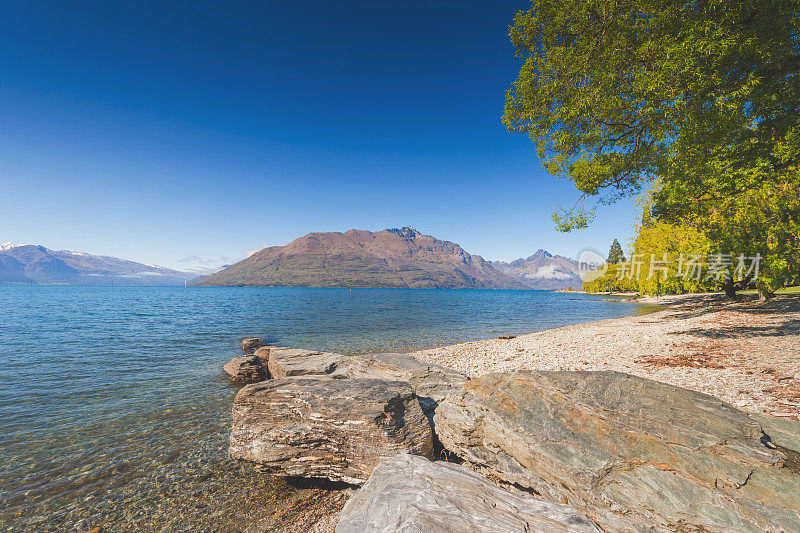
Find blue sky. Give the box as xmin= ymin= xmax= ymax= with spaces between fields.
xmin=0 ymin=1 xmax=636 ymax=271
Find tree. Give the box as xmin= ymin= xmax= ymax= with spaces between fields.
xmin=504 ymin=0 xmax=800 ymax=296
xmin=585 ymin=195 xmax=715 ymax=296
xmin=683 ymin=175 xmax=800 ymax=298
xmin=607 ymin=239 xmax=625 ymax=264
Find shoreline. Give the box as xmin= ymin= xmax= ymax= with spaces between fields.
xmin=413 ymin=293 xmax=800 ymax=419
xmin=223 ymin=292 xmax=800 ymax=532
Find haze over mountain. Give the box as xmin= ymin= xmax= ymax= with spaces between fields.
xmin=491 ymin=250 xmax=582 ymax=290
xmin=198 ymin=228 xmax=578 ymax=289
xmin=0 ymin=243 xmax=197 ymax=286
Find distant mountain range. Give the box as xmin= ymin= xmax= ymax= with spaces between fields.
xmin=491 ymin=250 xmax=582 ymax=290
xmin=198 ymin=228 xmax=581 ymax=290
xmin=0 ymin=243 xmax=196 ymax=286
xmin=2 ymin=232 xmax=583 ymax=289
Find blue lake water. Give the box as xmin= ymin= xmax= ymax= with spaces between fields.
xmin=0 ymin=286 xmax=655 ymax=531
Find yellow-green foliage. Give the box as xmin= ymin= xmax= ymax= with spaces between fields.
xmin=584 ymin=221 xmax=714 ymax=296
xmin=506 ymin=0 xmax=799 ymax=297
xmin=505 ymin=0 xmax=800 ymax=235
xmin=582 ymin=264 xmax=637 ymax=293
xmin=632 ymin=222 xmax=715 ymax=296
xmin=693 ymin=174 xmax=800 ymax=296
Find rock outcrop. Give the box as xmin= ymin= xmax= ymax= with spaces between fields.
xmin=222 ymin=355 xmax=267 ymax=384
xmin=434 ymin=370 xmax=800 ymax=532
xmin=267 ymin=348 xmax=349 ymax=379
xmin=335 ymin=453 xmax=602 ymax=533
xmin=240 ymin=337 xmax=266 ymax=353
xmin=229 ymin=378 xmax=434 ymax=484
xmin=347 ymin=352 xmax=467 ymax=417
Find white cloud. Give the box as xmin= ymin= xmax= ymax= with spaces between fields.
xmin=172 ymin=255 xmax=231 ymax=274
xmin=526 ymin=264 xmax=575 ymax=281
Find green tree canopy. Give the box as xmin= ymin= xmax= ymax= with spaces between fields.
xmin=504 ymin=0 xmax=800 ymax=294
xmin=607 ymin=239 xmax=626 ymax=264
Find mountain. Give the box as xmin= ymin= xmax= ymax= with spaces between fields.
xmin=0 ymin=243 xmax=195 ymax=286
xmin=491 ymin=249 xmax=582 ymax=290
xmin=187 ymin=266 xmax=232 ymax=286
xmin=198 ymin=227 xmax=529 ymax=289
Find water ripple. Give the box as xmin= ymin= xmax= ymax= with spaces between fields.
xmin=0 ymin=286 xmax=645 ymax=530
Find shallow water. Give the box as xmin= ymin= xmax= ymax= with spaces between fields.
xmin=0 ymin=286 xmax=653 ymax=531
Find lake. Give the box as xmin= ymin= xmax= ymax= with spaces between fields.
xmin=0 ymin=286 xmax=654 ymax=531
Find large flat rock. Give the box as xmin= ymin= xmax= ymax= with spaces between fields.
xmin=750 ymin=413 xmax=800 ymax=453
xmin=267 ymin=348 xmax=349 ymax=379
xmin=347 ymin=352 xmax=467 ymax=416
xmin=434 ymin=370 xmax=800 ymax=532
xmin=335 ymin=453 xmax=602 ymax=533
xmin=230 ymin=378 xmax=434 ymax=484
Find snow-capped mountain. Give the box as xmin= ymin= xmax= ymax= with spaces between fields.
xmin=490 ymin=249 xmax=582 ymax=290
xmin=0 ymin=243 xmax=196 ymax=286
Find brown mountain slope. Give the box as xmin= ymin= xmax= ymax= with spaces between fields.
xmin=198 ymin=227 xmax=529 ymax=289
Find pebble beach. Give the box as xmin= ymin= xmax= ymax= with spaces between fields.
xmin=414 ymin=293 xmax=800 ymax=420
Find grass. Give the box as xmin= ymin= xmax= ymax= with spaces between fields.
xmin=740 ymin=285 xmax=800 ymax=295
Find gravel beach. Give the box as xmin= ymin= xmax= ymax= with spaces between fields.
xmin=414 ymin=293 xmax=800 ymax=420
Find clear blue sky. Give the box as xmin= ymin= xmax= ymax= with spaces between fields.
xmin=0 ymin=1 xmax=636 ymax=271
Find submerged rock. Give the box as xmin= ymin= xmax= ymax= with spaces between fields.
xmin=347 ymin=352 xmax=467 ymax=417
xmin=435 ymin=370 xmax=800 ymax=532
xmin=240 ymin=337 xmax=266 ymax=353
xmin=336 ymin=453 xmax=601 ymax=533
xmin=229 ymin=378 xmax=433 ymax=484
xmin=222 ymin=355 xmax=266 ymax=384
xmin=266 ymin=348 xmax=349 ymax=379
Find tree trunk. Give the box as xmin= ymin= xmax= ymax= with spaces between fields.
xmin=719 ymin=274 xmax=753 ymax=299
xmin=758 ymin=289 xmax=775 ymax=300
xmin=721 ymin=278 xmax=738 ymax=298
xmin=758 ymin=285 xmax=776 ymax=300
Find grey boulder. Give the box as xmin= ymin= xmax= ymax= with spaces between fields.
xmin=222 ymin=355 xmax=266 ymax=384
xmin=335 ymin=453 xmax=602 ymax=533
xmin=434 ymin=370 xmax=800 ymax=532
xmin=267 ymin=348 xmax=349 ymax=379
xmin=229 ymin=378 xmax=434 ymax=484
xmin=347 ymin=352 xmax=468 ymax=416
